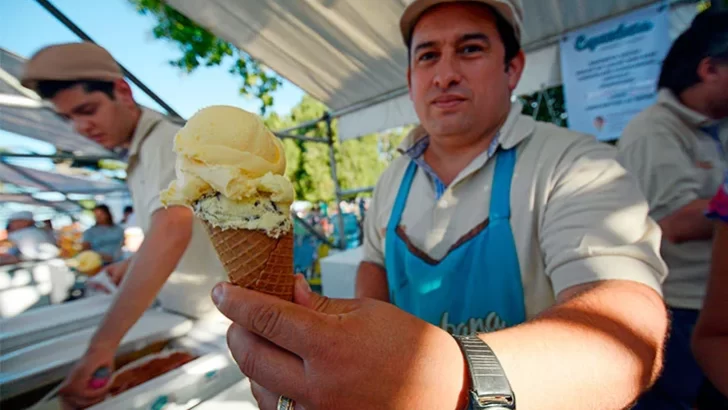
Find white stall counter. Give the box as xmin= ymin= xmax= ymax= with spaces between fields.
xmin=320 ymin=246 xmax=362 ymax=299
xmin=192 ymin=378 xmax=259 ymax=410
xmin=0 ymin=309 xmax=193 ymax=400
xmin=0 ymin=295 xmax=113 ymax=354
xmin=0 ymin=259 xmax=75 ymax=318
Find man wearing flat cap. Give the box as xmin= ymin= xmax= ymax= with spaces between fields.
xmin=22 ymin=42 xmax=226 ymax=408
xmin=213 ymin=1 xmax=670 ymax=410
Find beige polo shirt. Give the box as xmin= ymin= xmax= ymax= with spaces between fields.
xmin=617 ymin=89 xmax=728 ymax=310
xmin=126 ymin=108 xmax=226 ymax=319
xmin=363 ymin=102 xmax=667 ymax=319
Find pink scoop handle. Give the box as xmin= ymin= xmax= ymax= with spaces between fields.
xmin=88 ymin=367 xmax=111 ymax=389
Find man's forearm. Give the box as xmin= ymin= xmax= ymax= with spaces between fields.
xmin=355 ymin=261 xmax=390 ymax=301
xmin=477 ymin=281 xmax=667 ymax=410
xmin=693 ymin=224 xmax=728 ymax=396
xmin=693 ymin=336 xmax=728 ymax=397
xmin=90 ymin=213 xmax=192 ymax=347
xmin=660 ymin=199 xmax=713 ymax=243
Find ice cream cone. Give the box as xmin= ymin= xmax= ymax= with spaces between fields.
xmin=204 ymin=222 xmax=294 ymax=301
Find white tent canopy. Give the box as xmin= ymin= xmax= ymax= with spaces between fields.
xmin=0 ymin=193 xmax=80 ymax=214
xmin=0 ymin=162 xmax=126 ymax=195
xmin=168 ymin=0 xmax=699 ymax=140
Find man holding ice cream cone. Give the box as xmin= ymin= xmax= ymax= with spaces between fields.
xmin=214 ymin=1 xmax=671 ymax=409
xmin=21 ymin=42 xmax=227 ymax=408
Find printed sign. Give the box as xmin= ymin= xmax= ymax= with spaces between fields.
xmin=560 ymin=3 xmax=670 ymax=141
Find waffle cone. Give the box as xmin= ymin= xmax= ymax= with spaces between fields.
xmin=204 ymin=222 xmax=294 ymax=301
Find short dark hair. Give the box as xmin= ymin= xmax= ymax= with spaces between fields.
xmin=36 ymin=80 xmax=115 ymax=100
xmin=93 ymin=204 xmax=115 ymax=226
xmin=123 ymin=205 xmax=133 ymax=214
xmin=407 ymin=3 xmax=521 ymax=67
xmin=658 ymin=10 xmax=728 ymax=95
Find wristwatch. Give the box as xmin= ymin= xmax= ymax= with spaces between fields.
xmin=452 ymin=335 xmax=516 ymax=410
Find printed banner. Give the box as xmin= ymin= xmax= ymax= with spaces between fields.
xmin=560 ymin=3 xmax=670 ymax=141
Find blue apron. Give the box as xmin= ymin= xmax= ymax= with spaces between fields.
xmin=385 ymin=148 xmax=526 ymax=335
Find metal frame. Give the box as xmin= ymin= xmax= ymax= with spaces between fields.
xmin=272 ymin=113 xmax=374 ymax=249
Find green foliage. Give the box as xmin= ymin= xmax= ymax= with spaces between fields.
xmin=265 ymin=96 xmax=410 ymax=203
xmin=129 ymin=0 xmax=281 ymax=114
xmin=518 ymin=86 xmax=567 ymax=126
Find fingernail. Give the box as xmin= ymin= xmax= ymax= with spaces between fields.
xmin=212 ymin=283 xmax=225 ymax=305
xmin=296 ymin=274 xmax=312 ymax=292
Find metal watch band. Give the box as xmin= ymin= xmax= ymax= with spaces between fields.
xmin=453 ymin=335 xmax=516 ymax=410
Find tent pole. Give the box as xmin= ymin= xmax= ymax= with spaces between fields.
xmin=34 ymin=0 xmax=184 ymax=121
xmin=293 ymin=213 xmax=336 ymax=248
xmin=532 ymin=90 xmax=544 ymax=119
xmin=542 ymin=85 xmax=560 ymax=125
xmin=325 ymin=114 xmax=346 ymax=250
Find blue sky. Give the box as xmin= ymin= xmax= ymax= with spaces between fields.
xmin=1 ymin=0 xmax=306 ymax=160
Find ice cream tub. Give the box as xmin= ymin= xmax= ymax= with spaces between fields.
xmin=87 ymin=337 xmax=243 ymax=410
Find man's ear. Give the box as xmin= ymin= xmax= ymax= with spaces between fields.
xmin=506 ymin=50 xmax=526 ymax=92
xmin=113 ymin=79 xmax=135 ymax=107
xmin=696 ymin=56 xmax=718 ymax=84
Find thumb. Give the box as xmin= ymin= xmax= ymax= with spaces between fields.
xmin=293 ymin=274 xmax=357 ymax=315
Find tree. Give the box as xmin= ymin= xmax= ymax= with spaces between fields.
xmin=129 ymin=0 xmax=281 ymax=113
xmin=265 ymin=96 xmax=409 ymax=203
xmin=518 ymin=85 xmax=567 ymax=126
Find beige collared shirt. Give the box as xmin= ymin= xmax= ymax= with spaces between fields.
xmin=363 ymin=102 xmax=667 ymax=319
xmin=617 ymin=89 xmax=728 ymax=310
xmin=126 ymin=108 xmax=226 ymax=319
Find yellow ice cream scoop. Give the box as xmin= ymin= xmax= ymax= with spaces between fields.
xmin=161 ymin=105 xmax=295 ymax=238
xmin=69 ymin=250 xmax=103 ymax=275
xmin=161 ymin=105 xmax=294 ymax=207
xmin=162 ymin=106 xmax=297 ymax=300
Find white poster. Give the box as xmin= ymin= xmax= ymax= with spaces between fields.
xmin=560 ymin=3 xmax=670 ymax=141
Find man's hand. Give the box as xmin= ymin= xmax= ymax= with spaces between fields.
xmin=105 ymin=258 xmax=131 ymax=286
xmin=213 ymin=275 xmax=469 ymax=410
xmin=659 ymin=199 xmax=713 ymax=243
xmin=354 ymin=261 xmax=389 ymax=301
xmin=58 ymin=343 xmax=116 ymax=409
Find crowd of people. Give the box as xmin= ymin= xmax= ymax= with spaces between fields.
xmin=0 ymin=205 xmax=134 ymax=267
xmin=8 ymin=0 xmax=727 ymax=408
xmin=0 ymin=210 xmax=60 ymax=265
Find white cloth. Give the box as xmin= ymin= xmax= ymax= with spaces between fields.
xmin=8 ymin=227 xmax=60 ymax=261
